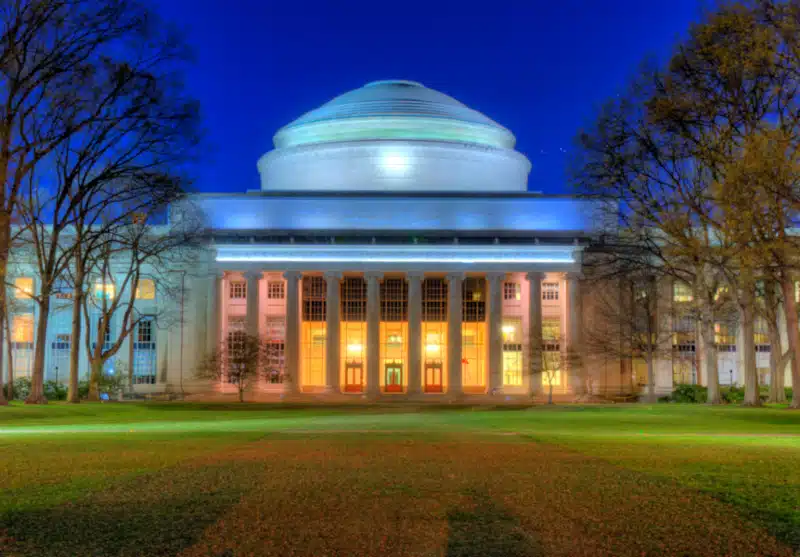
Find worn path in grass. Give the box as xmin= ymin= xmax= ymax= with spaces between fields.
xmin=0 ymin=403 xmax=798 ymax=556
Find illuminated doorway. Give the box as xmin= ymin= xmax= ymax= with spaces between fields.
xmin=425 ymin=361 xmax=443 ymax=393
xmin=344 ymin=362 xmax=364 ymax=393
xmin=385 ymin=361 xmax=403 ymax=392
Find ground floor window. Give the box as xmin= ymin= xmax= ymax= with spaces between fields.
xmin=133 ymin=317 xmax=157 ymax=385
xmin=341 ymin=321 xmax=366 ymax=392
xmin=265 ymin=316 xmax=286 ymax=384
xmin=301 ymin=322 xmax=326 ymax=387
xmin=462 ymin=322 xmax=486 ymax=389
xmin=672 ymin=355 xmax=696 ymax=385
xmin=226 ymin=316 xmax=246 ymax=384
xmin=632 ymin=358 xmax=648 ymax=387
xmin=380 ymin=321 xmax=406 ymax=392
xmin=11 ymin=313 xmax=34 ymax=378
xmin=502 ymin=317 xmax=523 ymax=387
xmin=422 ymin=322 xmax=447 ymax=393
xmin=541 ymin=349 xmax=562 ymax=388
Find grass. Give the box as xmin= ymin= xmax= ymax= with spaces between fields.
xmin=0 ymin=403 xmax=798 ymax=556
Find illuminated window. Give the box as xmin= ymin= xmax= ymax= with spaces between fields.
xmin=267 ymin=281 xmax=284 ymax=300
xmin=14 ymin=277 xmax=33 ymax=299
xmin=542 ymin=318 xmax=561 ymax=351
xmin=422 ymin=278 xmax=447 ymax=322
xmin=302 ymin=276 xmax=326 ymax=321
xmin=381 ymin=277 xmax=407 ymax=393
xmin=673 ymin=281 xmax=693 ymax=303
xmin=502 ymin=317 xmax=523 ymax=386
xmin=503 ymin=281 xmax=521 ymax=301
xmin=714 ymin=285 xmax=729 ymax=302
xmin=226 ymin=316 xmax=246 ymax=383
xmin=94 ymin=280 xmax=115 ymax=300
xmin=135 ymin=279 xmax=155 ymax=300
xmin=11 ymin=313 xmax=34 ymax=343
xmin=462 ymin=278 xmax=486 ymax=321
xmin=542 ymin=282 xmax=559 ymax=301
xmin=755 ymin=318 xmax=770 ymax=351
xmin=341 ymin=277 xmax=366 ymax=393
xmin=381 ymin=278 xmax=408 ymax=321
xmin=541 ymin=350 xmax=562 ymax=387
xmin=715 ymin=323 xmax=736 ymax=351
xmin=795 ymin=281 xmax=800 ymax=304
xmin=229 ymin=280 xmax=246 ymax=300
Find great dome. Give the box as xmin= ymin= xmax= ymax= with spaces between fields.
xmin=258 ymin=80 xmax=531 ymax=192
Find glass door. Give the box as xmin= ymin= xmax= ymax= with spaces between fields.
xmin=344 ymin=363 xmax=364 ymax=393
xmin=424 ymin=361 xmax=443 ymax=393
xmin=384 ymin=363 xmax=403 ymax=393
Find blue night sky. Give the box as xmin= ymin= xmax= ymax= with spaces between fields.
xmin=157 ymin=0 xmax=704 ymax=195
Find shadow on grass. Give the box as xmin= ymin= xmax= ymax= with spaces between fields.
xmin=446 ymin=489 xmax=542 ymax=557
xmin=2 ymin=462 xmax=259 ymax=557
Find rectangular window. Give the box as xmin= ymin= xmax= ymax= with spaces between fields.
xmin=422 ymin=278 xmax=447 ymax=322
xmin=133 ymin=318 xmax=157 ymax=384
xmin=462 ymin=277 xmax=486 ymax=322
xmin=502 ymin=317 xmax=523 ymax=386
xmin=542 ymin=318 xmax=561 ymax=351
xmin=12 ymin=313 xmax=34 ymax=344
xmin=542 ymin=282 xmax=559 ymax=301
xmin=267 ymin=281 xmax=285 ymax=300
xmin=265 ymin=316 xmax=285 ymax=383
xmin=14 ymin=277 xmax=33 ymax=299
xmin=94 ymin=280 xmax=115 ymax=300
xmin=673 ymin=281 xmax=693 ymax=303
xmin=135 ymin=279 xmax=155 ymax=300
xmin=229 ymin=280 xmax=246 ymax=300
xmin=380 ymin=278 xmax=408 ymax=322
xmin=302 ymin=276 xmax=326 ymax=321
xmin=503 ymin=281 xmax=521 ymax=301
xmin=226 ymin=316 xmax=246 ymax=383
xmin=715 ymin=322 xmax=736 ymax=349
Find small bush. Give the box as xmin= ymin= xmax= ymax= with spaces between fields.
xmin=721 ymin=385 xmax=745 ymax=404
xmin=10 ymin=377 xmax=31 ymax=400
xmin=44 ymin=380 xmax=67 ymax=401
xmin=666 ymin=384 xmax=708 ymax=403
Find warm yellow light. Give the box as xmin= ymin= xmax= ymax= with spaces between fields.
xmin=501 ymin=325 xmax=515 ymax=334
xmin=346 ymin=343 xmax=363 ymax=354
xmin=425 ymin=344 xmax=440 ymax=353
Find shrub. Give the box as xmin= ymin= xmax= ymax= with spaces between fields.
xmin=666 ymin=384 xmax=708 ymax=403
xmin=10 ymin=377 xmax=31 ymax=400
xmin=44 ymin=380 xmax=68 ymax=401
xmin=721 ymin=385 xmax=745 ymax=404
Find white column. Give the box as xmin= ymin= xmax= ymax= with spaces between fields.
xmin=406 ymin=272 xmax=424 ymax=396
xmin=324 ymin=271 xmax=342 ymax=393
xmin=487 ymin=272 xmax=505 ymax=394
xmin=446 ymin=272 xmax=464 ymax=396
xmin=365 ymin=271 xmax=382 ymax=397
xmin=283 ymin=271 xmax=302 ymax=394
xmin=206 ymin=271 xmax=223 ymax=355
xmin=567 ymin=273 xmax=585 ymax=396
xmin=526 ymin=272 xmax=543 ymax=395
xmin=244 ymin=271 xmax=261 ymax=338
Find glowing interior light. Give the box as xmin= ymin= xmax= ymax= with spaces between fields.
xmin=381 ymin=153 xmax=409 ymax=175
xmin=347 ymin=343 xmax=363 ymax=354
xmin=501 ymin=325 xmax=515 ymax=334
xmin=425 ymin=344 xmax=440 ymax=353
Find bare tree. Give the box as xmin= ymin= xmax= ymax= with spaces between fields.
xmin=197 ymin=334 xmax=268 ymax=403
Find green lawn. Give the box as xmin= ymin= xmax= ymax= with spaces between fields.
xmin=0 ymin=403 xmax=798 ymax=556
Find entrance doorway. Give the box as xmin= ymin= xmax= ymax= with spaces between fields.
xmin=424 ymin=361 xmax=443 ymax=393
xmin=344 ymin=363 xmax=364 ymax=393
xmin=385 ymin=362 xmax=403 ymax=393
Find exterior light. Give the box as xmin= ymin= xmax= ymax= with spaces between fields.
xmin=425 ymin=344 xmax=439 ymax=353
xmin=381 ymin=152 xmax=409 ymax=175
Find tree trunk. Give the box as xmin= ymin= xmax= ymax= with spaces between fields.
xmin=238 ymin=385 xmax=244 ymax=403
xmin=780 ymin=277 xmax=800 ymax=409
xmin=548 ymin=381 xmax=554 ymax=404
xmin=739 ymin=301 xmax=760 ymax=406
xmin=25 ymin=296 xmax=51 ymax=404
xmin=0 ymin=308 xmax=6 ymax=405
xmin=5 ymin=312 xmax=13 ymax=400
xmin=767 ymin=320 xmax=787 ymax=404
xmin=0 ymin=218 xmax=9 ymax=402
xmin=645 ymin=350 xmax=656 ymax=403
xmin=700 ymin=315 xmax=721 ymax=404
xmin=67 ymin=288 xmax=83 ymax=403
xmin=87 ymin=357 xmax=103 ymax=401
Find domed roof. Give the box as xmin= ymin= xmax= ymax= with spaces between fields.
xmin=273 ymin=80 xmax=516 ymax=149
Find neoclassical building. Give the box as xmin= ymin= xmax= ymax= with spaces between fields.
xmin=6 ymin=80 xmax=791 ymax=400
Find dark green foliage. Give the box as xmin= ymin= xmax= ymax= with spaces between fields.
xmin=43 ymin=381 xmax=67 ymax=401
xmin=8 ymin=377 xmax=32 ymax=400
xmin=662 ymin=384 xmax=709 ymax=403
